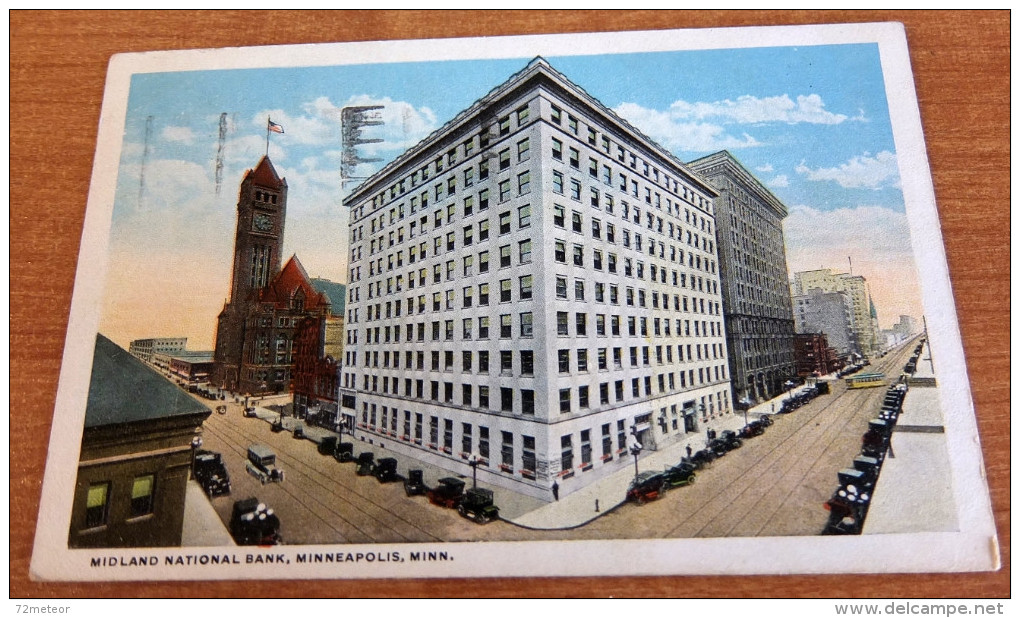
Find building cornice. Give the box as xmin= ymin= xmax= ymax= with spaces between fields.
xmin=688 ymin=150 xmax=788 ymax=219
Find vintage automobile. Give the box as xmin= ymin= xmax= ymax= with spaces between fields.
xmin=243 ymin=406 xmax=257 ymax=418
xmin=334 ymin=442 xmax=355 ymax=463
xmin=373 ymin=457 xmax=401 ymax=483
xmin=245 ymin=444 xmax=284 ymax=484
xmin=270 ymin=418 xmax=285 ymax=433
xmin=740 ymin=420 xmax=766 ymax=439
xmin=193 ymin=449 xmax=231 ymax=497
xmin=719 ymin=430 xmax=744 ymax=450
xmin=706 ymin=438 xmax=731 ymax=457
xmin=404 ymin=469 xmax=427 ymax=496
xmin=626 ymin=471 xmax=667 ymax=505
xmin=229 ymin=497 xmax=282 ymax=546
xmin=292 ymin=423 xmax=305 ymax=439
xmin=427 ymin=477 xmax=466 ymax=508
xmin=662 ymin=462 xmax=697 ymax=489
xmin=318 ymin=435 xmax=339 ymax=456
xmin=686 ymin=448 xmax=716 ymax=469
xmin=457 ymin=487 xmax=499 ymax=524
xmin=355 ymin=451 xmax=375 ymax=476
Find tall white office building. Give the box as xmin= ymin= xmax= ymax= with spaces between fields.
xmin=340 ymin=58 xmax=731 ymax=500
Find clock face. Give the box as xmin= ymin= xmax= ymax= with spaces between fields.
xmin=253 ymin=213 xmax=273 ymax=232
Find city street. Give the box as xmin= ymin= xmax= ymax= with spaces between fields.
xmin=196 ymin=337 xmax=920 ymax=543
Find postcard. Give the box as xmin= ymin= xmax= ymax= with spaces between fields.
xmin=30 ymin=22 xmax=998 ymax=581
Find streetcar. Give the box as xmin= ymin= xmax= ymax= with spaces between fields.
xmin=845 ymin=372 xmax=886 ymax=389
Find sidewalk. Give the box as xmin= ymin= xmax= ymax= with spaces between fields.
xmin=245 ymin=384 xmax=819 ymax=531
xmin=180 ymin=480 xmax=235 ymax=546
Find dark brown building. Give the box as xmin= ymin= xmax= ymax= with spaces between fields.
xmin=68 ymin=334 xmax=210 ymax=548
xmin=793 ymin=332 xmax=842 ymax=377
xmin=688 ymin=151 xmax=797 ymax=404
xmin=213 ymin=156 xmax=288 ymax=392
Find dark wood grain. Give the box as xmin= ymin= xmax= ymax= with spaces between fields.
xmin=10 ymin=10 xmax=1009 ymax=599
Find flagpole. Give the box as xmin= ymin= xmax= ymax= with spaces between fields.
xmin=266 ymin=116 xmax=270 ymax=157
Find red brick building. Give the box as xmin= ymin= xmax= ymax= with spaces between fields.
xmin=793 ymin=333 xmax=842 ymax=377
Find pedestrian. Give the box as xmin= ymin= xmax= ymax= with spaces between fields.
xmin=686 ymin=444 xmax=693 ymax=458
xmin=552 ymin=481 xmax=560 ymax=501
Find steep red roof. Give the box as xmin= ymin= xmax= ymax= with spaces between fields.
xmin=246 ymin=155 xmax=286 ymax=190
xmin=258 ymin=255 xmax=330 ymax=310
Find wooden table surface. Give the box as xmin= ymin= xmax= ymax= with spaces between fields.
xmin=10 ymin=10 xmax=1009 ymax=599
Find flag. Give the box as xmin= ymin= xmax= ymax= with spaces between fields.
xmin=268 ymin=120 xmax=284 ymax=134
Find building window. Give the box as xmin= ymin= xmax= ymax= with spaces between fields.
xmin=557 ymin=311 xmax=569 ymax=336
xmin=551 ymin=137 xmax=563 ymax=160
xmin=500 ymin=314 xmax=512 ymax=338
xmin=519 ymin=275 xmax=533 ymax=300
xmin=561 ymin=434 xmax=574 ymax=477
xmin=518 ymin=204 xmax=531 ymax=228
xmin=518 ymin=171 xmax=531 ymax=195
xmin=553 ymin=171 xmax=564 ymax=194
xmin=479 ymin=386 xmax=490 ymax=408
xmin=553 ymin=204 xmax=565 ymax=228
xmin=501 ymin=388 xmax=513 ymax=413
xmin=499 ymin=180 xmax=511 ymax=202
xmin=558 ymin=349 xmax=570 ymax=373
xmin=577 ymin=349 xmax=589 ymax=372
xmin=559 ymin=389 xmax=571 ymax=413
xmin=500 ymin=278 xmax=512 ymax=302
xmin=572 ymin=245 xmax=583 ymax=267
xmin=570 ymin=179 xmax=581 ymax=201
xmin=501 ymin=350 xmax=513 ymax=375
xmin=501 ymin=431 xmax=514 ymax=467
xmin=521 ymin=350 xmax=534 ymax=375
xmin=576 ymin=312 xmax=587 ymax=336
xmin=522 ymin=435 xmax=536 ymax=472
xmin=519 ymin=241 xmax=532 ymax=265
xmin=520 ymin=312 xmax=534 ymax=337
xmin=84 ymin=482 xmax=110 ymax=529
xmin=571 ymin=211 xmax=583 ymax=233
xmin=555 ymin=241 xmax=566 ymax=263
xmin=479 ymin=426 xmax=490 ymax=460
xmin=130 ymin=475 xmax=155 ymax=518
xmin=574 ymin=279 xmax=585 ymax=301
xmin=556 ymin=276 xmax=568 ymax=299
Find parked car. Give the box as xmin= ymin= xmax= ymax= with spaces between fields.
xmin=740 ymin=420 xmax=766 ymax=439
xmin=318 ymin=435 xmax=339 ymax=456
xmin=243 ymin=406 xmax=257 ymax=418
xmin=355 ymin=452 xmax=375 ymax=476
xmin=193 ymin=449 xmax=231 ymax=497
xmin=292 ymin=423 xmax=305 ymax=439
xmin=373 ymin=457 xmax=401 ymax=483
xmin=229 ymin=497 xmax=281 ymax=546
xmin=662 ymin=462 xmax=697 ymax=489
xmin=457 ymin=487 xmax=499 ymax=524
xmin=719 ymin=430 xmax=744 ymax=450
xmin=335 ymin=442 xmax=355 ymax=463
xmin=427 ymin=477 xmax=466 ymax=508
xmin=404 ymin=469 xmax=427 ymax=496
xmin=245 ymin=444 xmax=284 ymax=484
xmin=706 ymin=438 xmax=731 ymax=457
xmin=686 ymin=448 xmax=716 ymax=469
xmin=626 ymin=471 xmax=667 ymax=505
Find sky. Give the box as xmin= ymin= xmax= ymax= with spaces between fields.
xmin=99 ymin=42 xmax=922 ymax=350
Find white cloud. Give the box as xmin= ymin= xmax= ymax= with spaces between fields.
xmin=756 ymin=163 xmax=774 ymax=173
xmin=769 ymin=174 xmax=789 ymax=188
xmin=161 ymin=126 xmax=195 ymax=144
xmin=669 ymin=93 xmax=848 ymax=125
xmin=613 ymin=102 xmax=760 ymax=152
xmin=795 ymin=151 xmax=900 ymax=190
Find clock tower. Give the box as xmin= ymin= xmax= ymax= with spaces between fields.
xmin=213 ymin=156 xmax=288 ymax=391
xmin=228 ymin=155 xmax=288 ymax=304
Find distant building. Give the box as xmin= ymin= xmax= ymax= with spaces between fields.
xmin=792 ymin=269 xmax=879 ymax=357
xmin=292 ymin=278 xmax=346 ymax=427
xmin=167 ymin=350 xmax=215 ymax=386
xmin=688 ymin=151 xmax=797 ymax=404
xmin=68 ymin=334 xmax=210 ymax=548
xmin=793 ymin=332 xmax=842 ymax=377
xmin=128 ymin=337 xmax=187 ymax=364
xmin=791 ymin=287 xmax=856 ymax=360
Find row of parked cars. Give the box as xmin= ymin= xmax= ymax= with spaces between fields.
xmin=823 ymin=381 xmax=908 ymax=535
xmin=192 ymin=445 xmax=285 ymax=546
xmin=778 ymin=381 xmax=830 ymax=414
xmin=316 ymin=436 xmax=500 ymax=524
xmin=625 ymin=421 xmax=774 ymax=505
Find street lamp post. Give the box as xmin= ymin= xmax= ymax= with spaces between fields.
xmin=784 ymin=380 xmax=796 ymax=401
xmin=739 ymin=397 xmax=754 ymax=427
xmin=629 ymin=425 xmax=643 ymax=483
xmin=190 ymin=435 xmax=203 ymax=480
xmin=468 ymin=453 xmax=480 ymax=489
